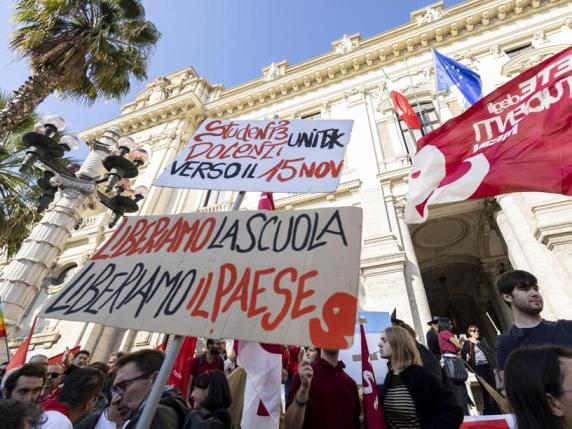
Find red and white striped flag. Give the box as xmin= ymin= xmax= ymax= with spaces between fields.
xmin=237 ymin=192 xmax=282 ymax=428
xmin=360 ymin=323 xmax=386 ymax=429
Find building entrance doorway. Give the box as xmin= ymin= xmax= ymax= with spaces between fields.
xmin=409 ymin=201 xmax=513 ymax=345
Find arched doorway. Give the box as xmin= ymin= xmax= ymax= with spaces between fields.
xmin=410 ymin=201 xmax=513 ymax=344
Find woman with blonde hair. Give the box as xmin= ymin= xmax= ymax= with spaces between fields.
xmin=379 ymin=326 xmax=463 ymax=429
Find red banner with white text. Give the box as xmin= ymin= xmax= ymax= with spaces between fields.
xmin=406 ymin=46 xmax=572 ymax=223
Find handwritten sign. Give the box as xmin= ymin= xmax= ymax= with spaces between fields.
xmin=154 ymin=119 xmax=354 ymax=193
xmin=339 ymin=311 xmax=391 ymax=386
xmin=40 ymin=208 xmax=362 ymax=348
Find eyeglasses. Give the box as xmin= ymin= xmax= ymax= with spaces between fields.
xmin=111 ymin=373 xmax=149 ymax=397
xmin=469 ymin=329 xmax=479 ymax=332
xmin=47 ymin=372 xmax=63 ymax=379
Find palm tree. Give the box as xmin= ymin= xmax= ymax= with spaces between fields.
xmin=0 ymin=92 xmax=42 ymax=257
xmin=0 ymin=0 xmax=160 ymax=140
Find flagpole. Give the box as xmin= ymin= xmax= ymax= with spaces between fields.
xmin=403 ymin=56 xmax=426 ymax=136
xmin=136 ymin=190 xmax=247 ymax=429
xmin=4 ymin=335 xmax=10 ymax=361
xmin=431 ymin=49 xmax=445 ymax=125
xmin=392 ymin=111 xmax=412 ymax=164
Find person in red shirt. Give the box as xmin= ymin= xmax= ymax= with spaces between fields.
xmin=186 ymin=339 xmax=225 ymax=400
xmin=285 ymin=348 xmax=360 ymax=429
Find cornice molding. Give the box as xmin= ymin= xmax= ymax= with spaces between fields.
xmin=79 ymin=92 xmax=204 ymax=141
xmin=203 ymin=0 xmax=568 ymax=118
xmin=79 ymin=0 xmax=569 ymax=137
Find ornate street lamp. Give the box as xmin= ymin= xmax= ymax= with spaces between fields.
xmin=21 ymin=117 xmax=149 ymax=227
xmin=0 ymin=116 xmax=150 ymax=332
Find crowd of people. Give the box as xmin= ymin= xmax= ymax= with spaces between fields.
xmin=0 ymin=268 xmax=570 ymax=428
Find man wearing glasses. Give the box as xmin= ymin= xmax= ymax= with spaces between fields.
xmin=39 ymin=364 xmax=64 ymax=402
xmin=111 ymin=349 xmax=188 ymax=429
xmin=39 ymin=367 xmax=104 ymax=429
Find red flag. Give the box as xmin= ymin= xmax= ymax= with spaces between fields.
xmin=360 ymin=324 xmax=386 ymax=429
xmin=47 ymin=346 xmax=80 ymax=365
xmin=168 ymin=336 xmax=197 ymax=395
xmin=390 ymin=90 xmax=421 ymax=130
xmin=406 ymin=46 xmax=572 ymax=223
xmin=258 ymin=192 xmax=275 ymax=210
xmin=0 ymin=304 xmax=7 ymax=338
xmin=7 ymin=318 xmax=36 ymax=371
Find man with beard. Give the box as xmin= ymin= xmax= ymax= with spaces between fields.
xmin=495 ymin=270 xmax=572 ymax=385
xmin=186 ymin=339 xmax=224 ymax=401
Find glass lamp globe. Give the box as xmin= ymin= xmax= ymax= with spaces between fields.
xmin=130 ymin=148 xmax=149 ymax=166
xmin=134 ymin=185 xmax=149 ymax=199
xmin=117 ymin=136 xmax=136 ymax=152
xmin=59 ymin=135 xmax=80 ymax=151
xmin=44 ymin=115 xmax=66 ymax=131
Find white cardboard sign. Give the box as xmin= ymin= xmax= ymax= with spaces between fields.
xmin=40 ymin=208 xmax=362 ymax=348
xmin=154 ymin=119 xmax=353 ymax=193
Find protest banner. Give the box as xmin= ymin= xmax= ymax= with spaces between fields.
xmin=154 ymin=119 xmax=354 ymax=193
xmin=40 ymin=207 xmax=362 ymax=349
xmin=339 ymin=311 xmax=392 ymax=385
xmin=406 ymin=46 xmax=572 ymax=223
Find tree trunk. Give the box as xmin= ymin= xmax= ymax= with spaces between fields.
xmin=0 ymin=66 xmax=61 ymax=142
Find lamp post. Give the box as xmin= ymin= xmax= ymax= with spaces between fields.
xmin=0 ymin=116 xmax=149 ymax=334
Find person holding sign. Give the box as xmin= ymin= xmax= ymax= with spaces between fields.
xmin=111 ymin=350 xmax=188 ymax=429
xmin=285 ymin=348 xmax=360 ymax=429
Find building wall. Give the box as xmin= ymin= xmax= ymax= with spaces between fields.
xmin=6 ymin=0 xmax=572 ymax=359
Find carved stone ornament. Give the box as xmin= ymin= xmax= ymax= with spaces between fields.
xmin=416 ymin=7 xmax=444 ymax=26
xmin=489 ymin=45 xmax=505 ymax=58
xmin=148 ymin=77 xmax=172 ymax=105
xmin=334 ymin=34 xmax=359 ymax=55
xmin=394 ymin=199 xmax=406 ymax=217
xmin=532 ymin=31 xmax=548 ymax=47
xmin=263 ymin=61 xmax=287 ymax=81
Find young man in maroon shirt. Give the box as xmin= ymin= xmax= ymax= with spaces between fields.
xmin=186 ymin=338 xmax=225 ymax=400
xmin=285 ymin=348 xmax=360 ymax=429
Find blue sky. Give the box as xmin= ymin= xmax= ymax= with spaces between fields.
xmin=0 ymin=0 xmax=464 ymax=145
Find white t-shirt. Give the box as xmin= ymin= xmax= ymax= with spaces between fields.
xmin=38 ymin=410 xmax=73 ymax=429
xmin=94 ymin=410 xmax=117 ymax=429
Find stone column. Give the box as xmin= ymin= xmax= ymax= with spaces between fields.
xmin=495 ymin=195 xmax=572 ymax=319
xmin=395 ymin=200 xmax=432 ymax=340
xmin=0 ymin=175 xmax=97 ymax=331
xmin=77 ymin=128 xmax=120 ymax=179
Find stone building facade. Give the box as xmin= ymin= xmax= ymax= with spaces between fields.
xmin=4 ymin=0 xmax=572 ymax=361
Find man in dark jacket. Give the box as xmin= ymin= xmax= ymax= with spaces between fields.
xmin=426 ymin=316 xmax=442 ymax=361
xmin=392 ymin=318 xmax=448 ymax=383
xmin=111 ymin=349 xmax=188 ymax=429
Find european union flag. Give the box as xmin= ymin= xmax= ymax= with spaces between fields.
xmin=433 ymin=49 xmax=482 ymax=105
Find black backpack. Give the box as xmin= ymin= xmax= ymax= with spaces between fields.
xmin=182 ymin=409 xmax=224 ymax=429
